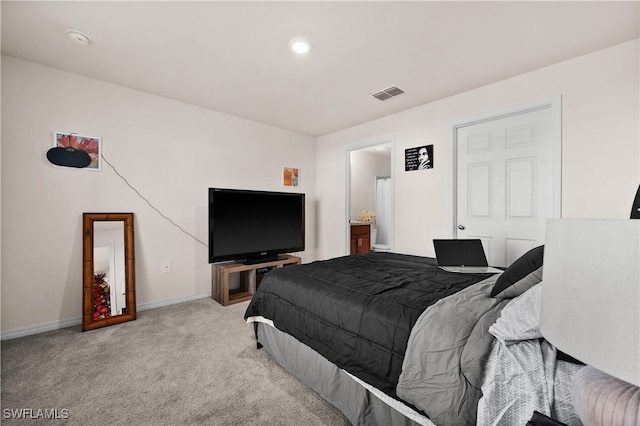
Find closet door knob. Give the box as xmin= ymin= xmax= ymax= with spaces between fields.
xmin=458 ymin=225 xmax=466 ymax=230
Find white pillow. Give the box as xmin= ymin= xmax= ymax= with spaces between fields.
xmin=489 ymin=283 xmax=542 ymax=343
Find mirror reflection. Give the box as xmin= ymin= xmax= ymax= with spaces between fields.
xmin=83 ymin=213 xmax=136 ymax=331
xmin=93 ymin=222 xmax=126 ymax=318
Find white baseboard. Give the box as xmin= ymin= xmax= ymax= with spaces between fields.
xmin=0 ymin=291 xmax=212 ymax=341
xmin=136 ymin=291 xmax=211 ymax=311
xmin=0 ymin=316 xmax=83 ymax=342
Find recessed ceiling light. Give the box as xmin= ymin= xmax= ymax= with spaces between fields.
xmin=66 ymin=29 xmax=91 ymax=46
xmin=289 ymin=38 xmax=311 ymax=55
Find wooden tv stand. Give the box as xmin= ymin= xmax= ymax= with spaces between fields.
xmin=211 ymin=255 xmax=302 ymax=306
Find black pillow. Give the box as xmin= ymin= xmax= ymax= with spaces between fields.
xmin=491 ymin=245 xmax=544 ymax=298
xmin=526 ymin=411 xmax=569 ymax=426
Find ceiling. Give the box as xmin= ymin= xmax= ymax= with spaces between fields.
xmin=2 ymin=1 xmax=638 ymax=137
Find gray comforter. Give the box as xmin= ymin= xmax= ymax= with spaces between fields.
xmin=397 ymin=276 xmax=509 ymax=426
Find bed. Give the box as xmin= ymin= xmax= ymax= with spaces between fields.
xmin=244 ymin=251 xmax=583 ymax=426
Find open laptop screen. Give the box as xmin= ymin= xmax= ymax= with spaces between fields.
xmin=433 ymin=239 xmax=489 ymax=267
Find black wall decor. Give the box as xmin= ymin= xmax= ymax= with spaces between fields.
xmin=405 ymin=144 xmax=433 ymax=171
xmin=631 ymin=184 xmax=640 ymax=219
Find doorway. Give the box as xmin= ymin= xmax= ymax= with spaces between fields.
xmin=346 ymin=137 xmax=395 ymax=254
xmin=452 ymin=97 xmax=561 ymax=267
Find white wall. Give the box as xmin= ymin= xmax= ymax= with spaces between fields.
xmin=2 ymin=39 xmax=638 ymax=336
xmin=1 ymin=56 xmax=316 ymax=335
xmin=316 ymin=40 xmax=639 ymax=260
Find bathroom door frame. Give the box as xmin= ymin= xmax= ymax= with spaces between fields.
xmin=344 ymin=135 xmax=395 ymax=254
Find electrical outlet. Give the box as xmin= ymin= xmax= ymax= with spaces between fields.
xmin=162 ymin=259 xmax=172 ymax=273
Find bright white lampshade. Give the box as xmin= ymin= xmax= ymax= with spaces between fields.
xmin=540 ymin=218 xmax=640 ymax=386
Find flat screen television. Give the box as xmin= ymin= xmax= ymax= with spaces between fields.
xmin=208 ymin=188 xmax=305 ymax=264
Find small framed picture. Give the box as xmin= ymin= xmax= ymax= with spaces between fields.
xmin=53 ymin=132 xmax=101 ymax=171
xmin=283 ymin=166 xmax=299 ymax=187
xmin=405 ymin=144 xmax=433 ymax=171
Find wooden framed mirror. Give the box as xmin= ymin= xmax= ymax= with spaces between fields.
xmin=82 ymin=213 xmax=136 ymax=331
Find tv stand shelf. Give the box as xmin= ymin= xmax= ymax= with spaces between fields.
xmin=211 ymin=255 xmax=302 ymax=306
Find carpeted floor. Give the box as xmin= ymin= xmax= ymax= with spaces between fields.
xmin=1 ymin=298 xmax=351 ymax=425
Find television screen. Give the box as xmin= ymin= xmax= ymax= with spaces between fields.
xmin=208 ymin=188 xmax=305 ymax=264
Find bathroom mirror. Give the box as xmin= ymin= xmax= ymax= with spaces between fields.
xmin=82 ymin=213 xmax=136 ymax=331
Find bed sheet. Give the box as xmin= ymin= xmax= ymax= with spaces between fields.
xmin=477 ymin=284 xmax=583 ymax=426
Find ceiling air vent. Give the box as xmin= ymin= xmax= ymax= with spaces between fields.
xmin=371 ymin=85 xmax=405 ymax=101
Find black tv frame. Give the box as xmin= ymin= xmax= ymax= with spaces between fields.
xmin=208 ymin=188 xmax=305 ymax=264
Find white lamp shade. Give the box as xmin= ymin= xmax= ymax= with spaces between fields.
xmin=540 ymin=218 xmax=640 ymax=387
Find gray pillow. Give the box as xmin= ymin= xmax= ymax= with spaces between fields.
xmin=491 ymin=245 xmax=544 ymax=299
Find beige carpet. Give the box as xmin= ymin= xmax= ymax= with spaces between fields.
xmin=1 ymin=298 xmax=350 ymax=425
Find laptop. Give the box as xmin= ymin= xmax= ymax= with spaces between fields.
xmin=433 ymin=239 xmax=502 ymax=274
